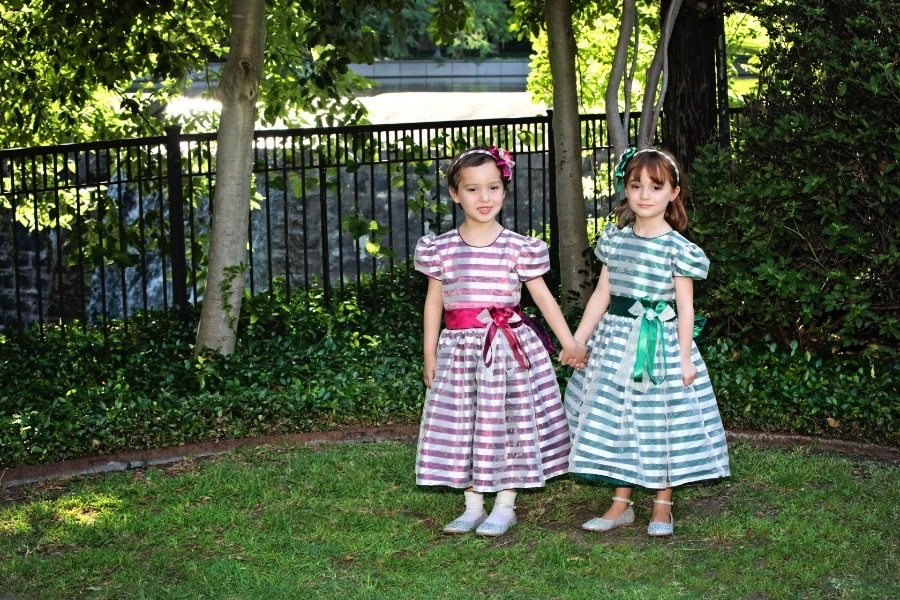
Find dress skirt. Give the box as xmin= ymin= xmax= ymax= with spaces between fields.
xmin=565 ymin=312 xmax=730 ymax=489
xmin=415 ymin=323 xmax=571 ymax=493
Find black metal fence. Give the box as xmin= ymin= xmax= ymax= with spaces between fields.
xmin=0 ymin=111 xmax=697 ymax=337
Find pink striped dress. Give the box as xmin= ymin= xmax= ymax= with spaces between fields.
xmin=414 ymin=229 xmax=571 ymax=493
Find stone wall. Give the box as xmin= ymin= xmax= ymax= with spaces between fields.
xmin=0 ymin=222 xmax=56 ymax=332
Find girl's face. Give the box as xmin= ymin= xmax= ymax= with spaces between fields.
xmin=625 ymin=167 xmax=680 ymax=222
xmin=449 ymin=162 xmax=506 ymax=225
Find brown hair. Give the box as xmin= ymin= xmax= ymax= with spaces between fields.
xmin=447 ymin=147 xmax=512 ymax=193
xmin=614 ymin=148 xmax=689 ymax=231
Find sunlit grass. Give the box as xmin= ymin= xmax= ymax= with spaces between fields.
xmin=1 ymin=440 xmax=897 ymax=599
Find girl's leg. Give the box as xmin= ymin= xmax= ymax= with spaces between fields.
xmin=648 ymin=487 xmax=674 ymax=537
xmin=601 ymin=487 xmax=633 ymax=519
xmin=442 ymin=487 xmax=487 ymax=534
xmin=476 ymin=489 xmax=517 ymax=536
xmin=651 ymin=488 xmax=673 ymax=522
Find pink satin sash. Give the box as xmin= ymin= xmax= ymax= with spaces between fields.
xmin=443 ymin=306 xmax=532 ymax=369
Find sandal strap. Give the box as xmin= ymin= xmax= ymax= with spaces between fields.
xmin=612 ymin=496 xmax=634 ymax=505
xmin=654 ymin=499 xmax=674 ymax=505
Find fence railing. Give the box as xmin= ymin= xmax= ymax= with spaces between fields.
xmin=0 ymin=111 xmax=732 ymax=337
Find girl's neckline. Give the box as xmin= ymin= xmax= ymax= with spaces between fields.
xmin=456 ymin=226 xmax=506 ymax=247
xmin=629 ymin=224 xmax=674 ymax=239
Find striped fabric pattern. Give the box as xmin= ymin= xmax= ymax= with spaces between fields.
xmin=565 ymin=225 xmax=730 ymax=489
xmin=414 ymin=230 xmax=571 ymax=493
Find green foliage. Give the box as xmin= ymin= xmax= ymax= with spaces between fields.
xmin=704 ymin=337 xmax=898 ymax=445
xmin=0 ymin=0 xmax=418 ymax=146
xmin=522 ymin=0 xmax=655 ymax=111
xmin=520 ymin=1 xmax=767 ymax=111
xmin=258 ymin=0 xmax=412 ymax=129
xmin=363 ymin=0 xmax=515 ymax=59
xmin=0 ymin=0 xmax=229 ymax=146
xmin=724 ymin=12 xmax=769 ymax=104
xmin=690 ymin=0 xmax=899 ymax=352
xmin=0 ymin=266 xmax=428 ymax=467
xmin=2 ymin=253 xmax=896 ymax=468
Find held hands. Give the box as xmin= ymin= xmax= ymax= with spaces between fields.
xmin=560 ymin=340 xmax=589 ymax=369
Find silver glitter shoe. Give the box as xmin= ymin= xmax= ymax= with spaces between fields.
xmin=647 ymin=499 xmax=674 ymax=537
xmin=442 ymin=511 xmax=488 ymax=534
xmin=582 ymin=496 xmax=635 ymax=532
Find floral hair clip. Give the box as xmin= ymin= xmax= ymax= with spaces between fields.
xmin=455 ymin=146 xmax=516 ymax=180
xmin=488 ymin=146 xmax=515 ymax=180
xmin=613 ymin=146 xmax=680 ymax=192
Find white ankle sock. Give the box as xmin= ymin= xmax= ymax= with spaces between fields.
xmin=483 ymin=490 xmax=517 ymax=527
xmin=457 ymin=490 xmax=486 ymax=520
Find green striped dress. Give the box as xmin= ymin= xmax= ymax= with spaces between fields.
xmin=564 ymin=225 xmax=730 ymax=489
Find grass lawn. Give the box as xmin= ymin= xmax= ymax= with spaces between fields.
xmin=1 ymin=439 xmax=897 ymax=599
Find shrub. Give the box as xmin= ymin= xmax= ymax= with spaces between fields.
xmin=2 ymin=258 xmax=896 ymax=468
xmin=0 ymin=265 xmax=428 ymax=467
xmin=690 ymin=0 xmax=899 ymax=352
xmin=703 ymin=337 xmax=898 ymax=445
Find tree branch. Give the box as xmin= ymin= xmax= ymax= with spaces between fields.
xmin=605 ymin=0 xmax=638 ymax=158
xmin=639 ymin=0 xmax=683 ymax=146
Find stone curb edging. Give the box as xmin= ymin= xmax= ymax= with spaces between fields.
xmin=0 ymin=424 xmax=420 ymax=489
xmin=1 ymin=425 xmax=896 ymax=490
xmin=725 ymin=429 xmax=899 ymax=464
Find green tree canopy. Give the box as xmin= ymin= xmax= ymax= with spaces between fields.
xmin=0 ymin=0 xmax=413 ymax=147
xmin=362 ymin=0 xmax=517 ymax=59
xmin=523 ymin=0 xmax=766 ymax=113
xmin=691 ymin=0 xmax=899 ymax=351
xmin=1 ymin=0 xmax=225 ymax=146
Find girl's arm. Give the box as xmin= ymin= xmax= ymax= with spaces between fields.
xmin=674 ymin=276 xmax=698 ymax=387
xmin=573 ymin=266 xmax=611 ymax=343
xmin=524 ymin=276 xmax=588 ymax=365
xmin=422 ymin=277 xmax=444 ymax=388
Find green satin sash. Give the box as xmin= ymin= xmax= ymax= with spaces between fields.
xmin=607 ymin=295 xmax=705 ymax=384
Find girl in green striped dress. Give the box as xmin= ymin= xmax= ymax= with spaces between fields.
xmin=564 ymin=148 xmax=730 ymax=537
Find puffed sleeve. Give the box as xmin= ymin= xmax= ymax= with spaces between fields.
xmin=673 ymin=240 xmax=710 ymax=280
xmin=414 ymin=235 xmax=441 ymax=279
xmin=515 ymin=236 xmax=550 ymax=281
xmin=593 ymin=220 xmax=618 ymax=264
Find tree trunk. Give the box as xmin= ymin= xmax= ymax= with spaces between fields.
xmin=638 ymin=0 xmax=683 ymax=146
xmin=545 ymin=0 xmax=591 ymax=311
xmin=194 ymin=0 xmax=267 ymax=355
xmin=606 ymin=0 xmax=638 ymax=155
xmin=661 ymin=0 xmax=718 ymax=171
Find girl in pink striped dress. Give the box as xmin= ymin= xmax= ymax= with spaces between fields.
xmin=414 ymin=146 xmax=588 ymax=537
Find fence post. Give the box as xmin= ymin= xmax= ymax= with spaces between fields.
xmin=714 ymin=0 xmax=731 ymax=149
xmin=165 ymin=125 xmax=189 ymax=323
xmin=546 ymin=109 xmax=560 ymax=279
xmin=318 ymin=157 xmax=332 ymax=303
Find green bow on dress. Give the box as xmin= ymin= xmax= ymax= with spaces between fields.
xmin=631 ymin=297 xmax=673 ymax=385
